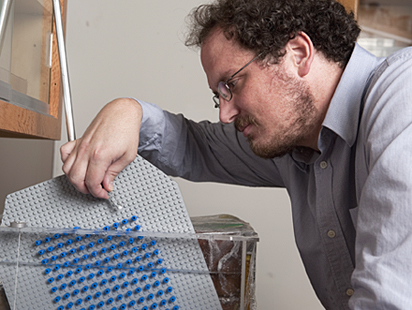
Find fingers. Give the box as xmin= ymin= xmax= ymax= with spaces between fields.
xmin=62 ymin=139 xmax=134 ymax=199
xmin=62 ymin=147 xmax=112 ymax=199
xmin=60 ymin=140 xmax=77 ymax=163
xmin=84 ymin=154 xmax=111 ymax=199
xmin=61 ymin=140 xmax=93 ymax=196
xmin=59 ymin=98 xmax=142 ymax=199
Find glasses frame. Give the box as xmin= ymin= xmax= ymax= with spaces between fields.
xmin=213 ymin=51 xmax=264 ymax=108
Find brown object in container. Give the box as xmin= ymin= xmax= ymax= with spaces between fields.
xmin=192 ymin=214 xmax=259 ymax=310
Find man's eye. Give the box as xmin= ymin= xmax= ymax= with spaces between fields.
xmin=228 ymin=79 xmax=238 ymax=89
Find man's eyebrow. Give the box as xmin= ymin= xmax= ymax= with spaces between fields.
xmin=220 ymin=69 xmax=234 ymax=81
xmin=215 ymin=67 xmax=236 ymax=85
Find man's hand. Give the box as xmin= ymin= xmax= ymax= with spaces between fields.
xmin=60 ymin=98 xmax=143 ymax=199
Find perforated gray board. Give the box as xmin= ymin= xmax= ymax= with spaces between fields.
xmin=0 ymin=155 xmax=222 ymax=310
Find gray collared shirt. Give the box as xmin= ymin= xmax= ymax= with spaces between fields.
xmin=138 ymin=44 xmax=412 ymax=309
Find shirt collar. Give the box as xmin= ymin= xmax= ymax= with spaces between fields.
xmin=321 ymin=44 xmax=383 ymax=147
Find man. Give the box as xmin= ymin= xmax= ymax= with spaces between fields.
xmin=61 ymin=0 xmax=412 ymax=309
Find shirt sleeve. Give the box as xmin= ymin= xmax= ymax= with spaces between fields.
xmin=136 ymin=99 xmax=284 ymax=187
xmin=350 ymin=49 xmax=412 ymax=309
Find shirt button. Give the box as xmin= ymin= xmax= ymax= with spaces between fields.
xmin=346 ymin=288 xmax=354 ymax=296
xmin=320 ymin=161 xmax=328 ymax=169
xmin=327 ymin=230 xmax=336 ymax=238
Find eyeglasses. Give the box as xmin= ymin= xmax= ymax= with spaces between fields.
xmin=213 ymin=51 xmax=263 ymax=108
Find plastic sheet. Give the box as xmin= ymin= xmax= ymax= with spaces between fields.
xmin=0 ymin=214 xmax=258 ymax=310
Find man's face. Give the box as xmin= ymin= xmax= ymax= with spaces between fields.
xmin=201 ymin=29 xmax=320 ymax=158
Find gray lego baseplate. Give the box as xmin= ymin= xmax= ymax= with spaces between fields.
xmin=0 ymin=155 xmax=222 ymax=310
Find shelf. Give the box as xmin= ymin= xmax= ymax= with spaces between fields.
xmin=0 ymin=0 xmax=65 ymax=139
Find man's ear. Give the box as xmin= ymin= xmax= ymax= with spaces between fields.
xmin=286 ymin=32 xmax=314 ymax=77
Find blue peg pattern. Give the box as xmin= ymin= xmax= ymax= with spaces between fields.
xmin=35 ymin=216 xmax=179 ymax=310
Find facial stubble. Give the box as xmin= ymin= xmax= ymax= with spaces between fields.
xmin=237 ymin=76 xmax=319 ymax=159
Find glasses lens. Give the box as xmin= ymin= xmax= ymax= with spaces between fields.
xmin=217 ymin=81 xmax=231 ymax=101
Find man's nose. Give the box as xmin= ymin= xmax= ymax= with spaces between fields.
xmin=219 ymin=98 xmax=240 ymax=123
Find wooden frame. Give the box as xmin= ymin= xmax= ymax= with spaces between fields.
xmin=0 ymin=0 xmax=66 ymax=139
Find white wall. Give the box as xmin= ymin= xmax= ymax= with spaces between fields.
xmin=53 ymin=1 xmax=324 ymax=309
xmin=0 ymin=138 xmax=54 ymax=216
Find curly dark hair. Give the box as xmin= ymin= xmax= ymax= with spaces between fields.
xmin=185 ymin=0 xmax=360 ymax=67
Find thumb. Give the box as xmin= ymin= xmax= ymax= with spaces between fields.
xmin=102 ymin=155 xmax=136 ymax=192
